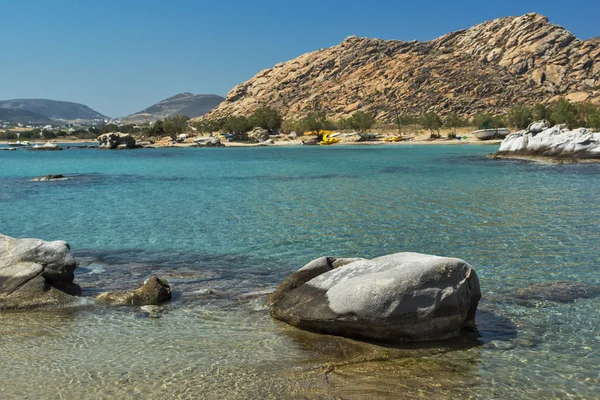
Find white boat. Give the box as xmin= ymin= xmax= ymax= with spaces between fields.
xmin=472 ymin=128 xmax=510 ymax=140
xmin=8 ymin=141 xmax=31 ymax=147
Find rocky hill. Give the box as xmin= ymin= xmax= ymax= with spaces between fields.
xmin=0 ymin=109 xmax=53 ymax=125
xmin=0 ymin=99 xmax=108 ymax=122
xmin=121 ymin=93 xmax=224 ymax=123
xmin=201 ymin=13 xmax=599 ymax=122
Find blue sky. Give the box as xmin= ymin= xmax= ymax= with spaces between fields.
xmin=1 ymin=0 xmax=598 ymax=117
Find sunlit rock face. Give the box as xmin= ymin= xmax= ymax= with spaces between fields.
xmin=497 ymin=121 xmax=600 ymax=160
xmin=0 ymin=234 xmax=81 ymax=310
xmin=268 ymin=253 xmax=481 ymax=342
xmin=196 ymin=13 xmax=599 ymax=123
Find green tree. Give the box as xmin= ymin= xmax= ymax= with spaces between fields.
xmin=99 ymin=123 xmax=119 ymax=134
xmin=42 ymin=129 xmax=56 ymax=139
xmin=532 ymin=104 xmax=549 ymax=121
xmin=222 ymin=116 xmax=251 ymax=140
xmin=574 ymin=102 xmax=598 ymax=128
xmin=507 ymin=105 xmax=533 ymax=129
xmin=419 ymin=112 xmax=443 ymax=137
xmin=298 ymin=111 xmax=334 ymax=138
xmin=337 ymin=117 xmax=352 ymax=130
xmin=148 ymin=120 xmax=166 ymax=137
xmin=588 ymin=107 xmax=600 ymax=130
xmin=472 ymin=113 xmax=504 ymax=130
xmin=248 ymin=107 xmax=282 ymax=131
xmin=349 ymin=111 xmax=375 ymax=133
xmin=444 ymin=113 xmax=463 ymax=134
xmin=193 ymin=119 xmax=223 ymax=135
xmin=163 ymin=114 xmax=190 ymax=138
xmin=394 ymin=114 xmax=415 ymax=135
xmin=549 ymin=99 xmax=577 ymax=128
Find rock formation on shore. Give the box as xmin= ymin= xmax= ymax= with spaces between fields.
xmin=496 ymin=120 xmax=600 ymax=161
xmin=199 ymin=13 xmax=599 ymax=122
xmin=193 ymin=137 xmax=224 ymax=147
xmin=267 ymin=253 xmax=481 ymax=342
xmin=97 ymin=132 xmax=138 ymax=149
xmin=0 ymin=233 xmax=172 ymax=310
xmin=0 ymin=234 xmax=81 ymax=310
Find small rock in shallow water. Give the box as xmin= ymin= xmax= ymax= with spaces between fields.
xmin=31 ymin=174 xmax=66 ymax=182
xmin=489 ymin=340 xmax=516 ymax=350
xmin=140 ymin=305 xmax=163 ymax=318
xmin=96 ymin=275 xmax=172 ymax=305
xmin=514 ymin=281 xmax=600 ymax=303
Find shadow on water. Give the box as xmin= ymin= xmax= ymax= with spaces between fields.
xmin=266 ymin=308 xmax=517 ymax=399
xmin=73 ymin=248 xmax=291 ymax=298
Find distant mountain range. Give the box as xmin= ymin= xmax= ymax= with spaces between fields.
xmin=0 ymin=99 xmax=108 ymax=124
xmin=121 ymin=93 xmax=224 ymax=123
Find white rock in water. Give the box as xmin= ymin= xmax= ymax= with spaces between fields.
xmin=497 ymin=121 xmax=600 ymax=160
xmin=267 ymin=253 xmax=481 ymax=342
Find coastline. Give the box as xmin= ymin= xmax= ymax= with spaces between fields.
xmin=491 ymin=153 xmax=600 ymax=164
xmin=7 ymin=137 xmax=502 ymax=148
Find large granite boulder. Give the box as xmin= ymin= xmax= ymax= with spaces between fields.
xmin=193 ymin=137 xmax=224 ymax=147
xmin=267 ymin=253 xmax=481 ymax=342
xmin=97 ymin=132 xmax=137 ymax=149
xmin=0 ymin=234 xmax=81 ymax=310
xmin=497 ymin=121 xmax=600 ymax=161
xmin=96 ymin=275 xmax=172 ymax=305
xmin=247 ymin=127 xmax=270 ymax=143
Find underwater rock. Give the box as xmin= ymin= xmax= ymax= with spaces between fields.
xmin=0 ymin=234 xmax=81 ymax=310
xmin=96 ymin=275 xmax=172 ymax=305
xmin=267 ymin=253 xmax=481 ymax=342
xmin=30 ymin=174 xmax=66 ymax=182
xmin=514 ymin=281 xmax=600 ymax=303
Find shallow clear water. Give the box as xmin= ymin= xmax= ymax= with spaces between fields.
xmin=1 ymin=145 xmax=599 ymax=399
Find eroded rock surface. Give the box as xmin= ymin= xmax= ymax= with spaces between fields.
xmin=97 ymin=132 xmax=137 ymax=149
xmin=268 ymin=253 xmax=481 ymax=342
xmin=0 ymin=234 xmax=81 ymax=310
xmin=193 ymin=137 xmax=224 ymax=147
xmin=497 ymin=121 xmax=600 ymax=160
xmin=196 ymin=13 xmax=599 ymax=123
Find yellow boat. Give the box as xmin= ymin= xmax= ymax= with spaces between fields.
xmin=319 ymin=132 xmax=340 ymax=145
xmin=384 ymin=136 xmax=405 ymax=142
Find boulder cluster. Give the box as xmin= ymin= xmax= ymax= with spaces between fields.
xmin=0 ymin=234 xmax=171 ymax=310
xmin=497 ymin=120 xmax=600 ymax=160
xmin=97 ymin=132 xmax=138 ymax=149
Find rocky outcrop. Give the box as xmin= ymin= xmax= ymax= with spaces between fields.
xmin=0 ymin=234 xmax=81 ymax=310
xmin=247 ymin=127 xmax=270 ymax=142
xmin=97 ymin=132 xmax=137 ymax=149
xmin=267 ymin=253 xmax=481 ymax=342
xmin=96 ymin=276 xmax=172 ymax=306
xmin=197 ymin=13 xmax=599 ymax=123
xmin=31 ymin=174 xmax=66 ymax=181
xmin=193 ymin=137 xmax=224 ymax=147
xmin=496 ymin=121 xmax=600 ymax=161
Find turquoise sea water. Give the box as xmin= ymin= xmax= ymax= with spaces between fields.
xmin=1 ymin=144 xmax=599 ymax=399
